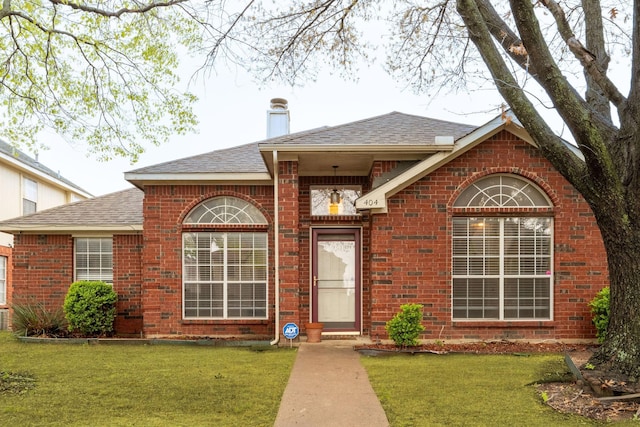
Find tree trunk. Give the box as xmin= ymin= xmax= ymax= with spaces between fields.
xmin=590 ymin=219 xmax=640 ymax=381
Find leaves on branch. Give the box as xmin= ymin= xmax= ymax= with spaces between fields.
xmin=0 ymin=0 xmax=202 ymax=161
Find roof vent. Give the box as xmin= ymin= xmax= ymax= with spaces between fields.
xmin=267 ymin=98 xmax=290 ymax=138
xmin=434 ymin=136 xmax=454 ymax=145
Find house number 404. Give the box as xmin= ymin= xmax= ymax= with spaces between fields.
xmin=361 ymin=199 xmax=380 ymax=206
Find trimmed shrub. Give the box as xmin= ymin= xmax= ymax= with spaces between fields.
xmin=63 ymin=281 xmax=117 ymax=336
xmin=589 ymin=287 xmax=609 ymax=343
xmin=11 ymin=301 xmax=68 ymax=337
xmin=385 ymin=303 xmax=425 ymax=347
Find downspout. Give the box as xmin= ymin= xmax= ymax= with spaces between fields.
xmin=270 ymin=150 xmax=280 ymax=346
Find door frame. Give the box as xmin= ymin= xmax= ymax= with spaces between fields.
xmin=310 ymin=227 xmax=362 ymax=333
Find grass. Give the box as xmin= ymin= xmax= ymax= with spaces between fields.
xmin=0 ymin=332 xmax=295 ymax=426
xmin=361 ymin=352 xmax=635 ymax=427
xmin=3 ymin=332 xmax=638 ymax=426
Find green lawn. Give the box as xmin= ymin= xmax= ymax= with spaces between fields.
xmin=0 ymin=332 xmax=295 ymax=426
xmin=3 ymin=332 xmax=637 ymax=426
xmin=361 ymin=352 xmax=634 ymax=427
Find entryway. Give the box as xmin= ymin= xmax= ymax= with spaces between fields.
xmin=311 ymin=228 xmax=361 ymax=332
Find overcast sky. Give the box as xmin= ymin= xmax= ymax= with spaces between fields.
xmin=38 ymin=63 xmax=506 ymax=197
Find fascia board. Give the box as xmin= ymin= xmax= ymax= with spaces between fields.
xmin=0 ymin=152 xmax=93 ymax=198
xmin=124 ymin=172 xmax=273 ymax=184
xmin=258 ymin=144 xmax=453 ymax=154
xmin=0 ymin=225 xmax=143 ymax=233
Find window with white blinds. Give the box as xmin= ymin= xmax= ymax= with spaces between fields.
xmin=182 ymin=197 xmax=268 ymax=319
xmin=183 ymin=232 xmax=267 ymax=319
xmin=452 ymin=175 xmax=553 ymax=320
xmin=74 ymin=238 xmax=113 ymax=283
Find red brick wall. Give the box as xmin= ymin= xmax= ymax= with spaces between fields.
xmin=369 ymin=131 xmax=608 ymax=342
xmin=10 ymin=234 xmax=144 ymax=334
xmin=11 ymin=235 xmax=74 ymax=308
xmin=0 ymin=245 xmax=12 ymax=311
xmin=113 ymin=234 xmax=144 ymax=335
xmin=277 ymin=162 xmax=302 ymax=334
xmin=141 ymin=185 xmax=274 ymax=337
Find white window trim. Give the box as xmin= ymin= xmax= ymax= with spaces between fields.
xmin=182 ymin=232 xmax=268 ymax=320
xmin=22 ymin=176 xmax=38 ymax=215
xmin=452 ymin=217 xmax=554 ymax=321
xmin=74 ymin=237 xmax=114 ymax=284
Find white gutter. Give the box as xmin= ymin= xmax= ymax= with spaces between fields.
xmin=270 ymin=150 xmax=280 ymax=346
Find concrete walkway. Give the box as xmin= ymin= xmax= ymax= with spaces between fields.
xmin=274 ymin=341 xmax=390 ymax=427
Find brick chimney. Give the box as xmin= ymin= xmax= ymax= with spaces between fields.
xmin=266 ymin=98 xmax=290 ymax=138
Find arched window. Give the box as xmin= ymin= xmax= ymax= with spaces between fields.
xmin=184 ymin=196 xmax=267 ymax=225
xmin=182 ymin=197 xmax=268 ymax=320
xmin=452 ymin=175 xmax=553 ymax=321
xmin=454 ymin=175 xmax=551 ymax=208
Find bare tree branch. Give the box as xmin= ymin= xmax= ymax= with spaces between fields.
xmin=46 ymin=0 xmax=189 ymax=18
xmin=541 ymin=0 xmax=625 ymax=111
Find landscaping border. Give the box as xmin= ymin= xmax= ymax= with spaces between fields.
xmin=17 ymin=336 xmax=271 ymax=347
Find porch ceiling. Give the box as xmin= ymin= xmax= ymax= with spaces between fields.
xmin=267 ymin=150 xmax=431 ymax=177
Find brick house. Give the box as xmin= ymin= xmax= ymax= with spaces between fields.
xmin=0 ymin=139 xmax=91 ymax=329
xmin=0 ymin=100 xmax=608 ymax=342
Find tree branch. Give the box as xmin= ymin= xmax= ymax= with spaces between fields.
xmin=456 ymin=0 xmax=587 ymax=191
xmin=46 ymin=0 xmax=189 ymax=18
xmin=541 ymin=0 xmax=625 ymax=112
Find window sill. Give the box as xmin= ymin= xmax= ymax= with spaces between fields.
xmin=181 ymin=319 xmax=269 ymax=325
xmin=452 ymin=320 xmax=554 ymax=328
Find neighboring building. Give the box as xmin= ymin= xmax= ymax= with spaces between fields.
xmin=0 ymin=140 xmax=92 ymax=328
xmin=0 ymin=101 xmax=609 ymax=342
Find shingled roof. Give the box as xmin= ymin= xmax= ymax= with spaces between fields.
xmin=127 ymin=112 xmax=477 ymax=176
xmin=261 ymin=112 xmax=476 ymax=147
xmin=0 ymin=139 xmax=91 ymax=196
xmin=0 ymin=188 xmax=143 ymax=232
xmin=127 ymin=143 xmax=267 ymax=175
xmin=1 ymin=112 xmax=483 ymax=232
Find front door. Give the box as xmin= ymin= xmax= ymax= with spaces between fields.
xmin=312 ymin=228 xmax=361 ymax=332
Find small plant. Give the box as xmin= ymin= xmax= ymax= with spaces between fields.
xmin=11 ymin=301 xmax=68 ymax=337
xmin=385 ymin=303 xmax=426 ymax=347
xmin=589 ymin=287 xmax=609 ymax=343
xmin=584 ymin=362 xmax=595 ymax=370
xmin=63 ymin=281 xmax=117 ymax=336
xmin=540 ymin=391 xmax=549 ymax=403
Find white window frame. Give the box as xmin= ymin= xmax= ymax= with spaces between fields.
xmin=452 ymin=217 xmax=553 ymax=320
xmin=0 ymin=256 xmax=6 ymax=305
xmin=452 ymin=175 xmax=553 ymax=321
xmin=183 ymin=232 xmax=268 ymax=319
xmin=23 ymin=177 xmax=38 ymax=215
xmin=74 ymin=237 xmax=113 ymax=284
xmin=182 ymin=197 xmax=268 ymax=320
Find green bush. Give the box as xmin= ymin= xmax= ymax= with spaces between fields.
xmin=385 ymin=303 xmax=425 ymax=347
xmin=589 ymin=287 xmax=609 ymax=343
xmin=63 ymin=281 xmax=117 ymax=336
xmin=11 ymin=301 xmax=68 ymax=337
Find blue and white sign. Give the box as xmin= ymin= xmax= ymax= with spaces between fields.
xmin=283 ymin=322 xmax=299 ymax=339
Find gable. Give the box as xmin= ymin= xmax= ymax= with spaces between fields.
xmin=355 ymin=111 xmax=546 ymax=213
